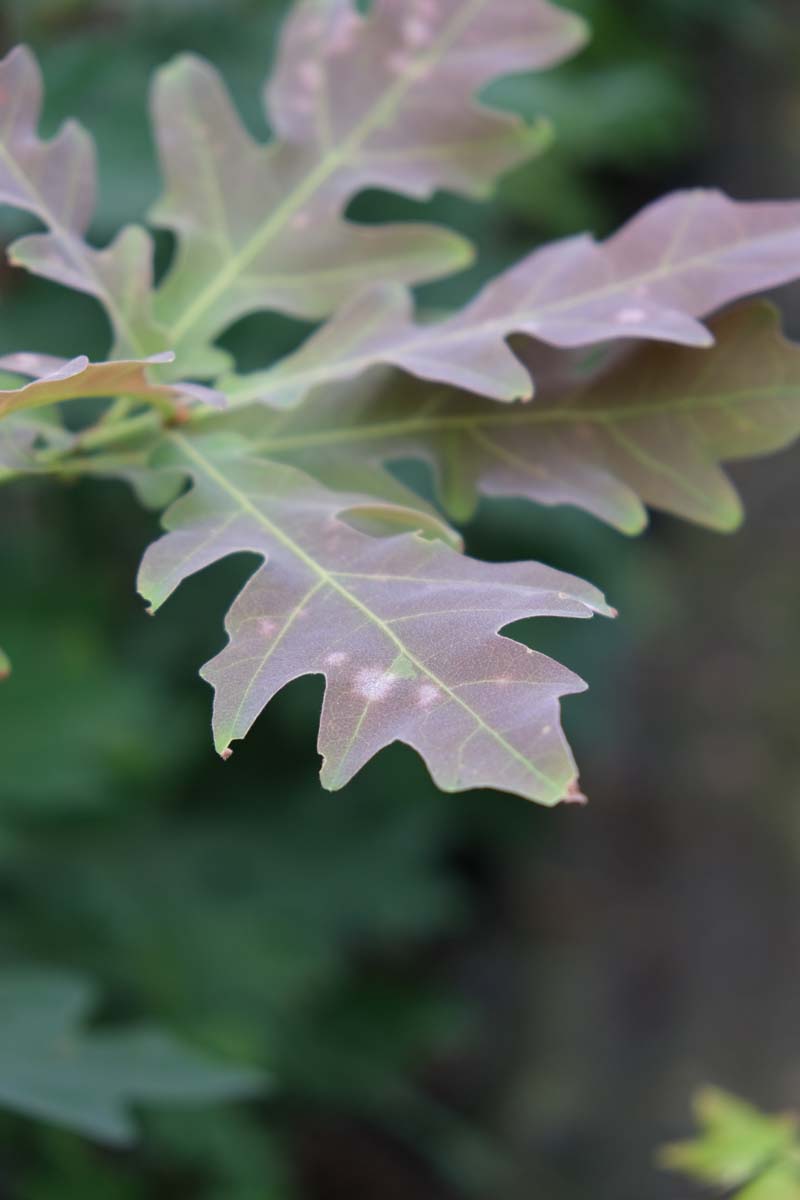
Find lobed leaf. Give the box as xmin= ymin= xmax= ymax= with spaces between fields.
xmin=0 ymin=47 xmax=165 ymax=359
xmin=0 ymin=967 xmax=264 ymax=1144
xmin=660 ymin=1088 xmax=800 ymax=1200
xmin=149 ymin=0 xmax=584 ymax=376
xmin=227 ymin=191 xmax=800 ymax=405
xmin=137 ymin=433 xmax=612 ymax=805
xmin=0 ymin=351 xmax=223 ymax=422
xmin=222 ymin=302 xmax=800 ymax=533
xmin=266 ymin=0 xmax=584 ymax=195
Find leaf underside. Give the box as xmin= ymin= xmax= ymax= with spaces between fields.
xmin=227 ymin=190 xmax=800 ymax=406
xmin=206 ymin=302 xmax=800 ymax=534
xmin=138 ymin=435 xmax=611 ymax=806
xmin=0 ymin=0 xmax=585 ymax=379
xmin=0 ymin=352 xmax=221 ymax=420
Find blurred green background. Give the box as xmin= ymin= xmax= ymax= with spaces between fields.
xmin=1 ymin=1 xmax=800 ymax=1196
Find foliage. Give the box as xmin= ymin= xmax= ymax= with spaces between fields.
xmin=0 ymin=0 xmax=799 ymax=1183
xmin=2 ymin=0 xmax=800 ymax=807
xmin=661 ymin=1088 xmax=800 ymax=1199
xmin=0 ymin=968 xmax=264 ymax=1143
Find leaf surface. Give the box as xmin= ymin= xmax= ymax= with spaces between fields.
xmin=149 ymin=0 xmax=584 ymax=375
xmin=0 ymin=352 xmax=222 ymax=421
xmin=224 ymin=302 xmax=800 ymax=532
xmin=227 ymin=192 xmax=800 ymax=405
xmin=138 ymin=434 xmax=611 ymax=805
xmin=0 ymin=967 xmax=264 ymax=1144
xmin=0 ymin=47 xmax=164 ymax=358
xmin=660 ymin=1088 xmax=800 ymax=1200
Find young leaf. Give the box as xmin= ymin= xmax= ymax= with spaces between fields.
xmin=137 ymin=434 xmax=612 ymax=806
xmin=266 ymin=0 xmax=584 ymax=195
xmin=149 ymin=0 xmax=584 ymax=376
xmin=227 ymin=192 xmax=800 ymax=405
xmin=0 ymin=968 xmax=265 ymax=1144
xmin=223 ymin=302 xmax=800 ymax=533
xmin=0 ymin=47 xmax=164 ymax=359
xmin=660 ymin=1088 xmax=800 ymax=1200
xmin=0 ymin=352 xmax=223 ymax=421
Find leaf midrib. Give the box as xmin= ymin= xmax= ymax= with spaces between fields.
xmin=171 ymin=432 xmax=568 ymax=802
xmin=246 ymin=383 xmax=800 ymax=453
xmin=225 ymin=223 xmax=800 ymax=403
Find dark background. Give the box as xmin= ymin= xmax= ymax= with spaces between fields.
xmin=1 ymin=1 xmax=799 ymax=1196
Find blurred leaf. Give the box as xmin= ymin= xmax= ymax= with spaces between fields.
xmin=0 ymin=577 xmax=197 ymax=816
xmin=661 ymin=1088 xmax=800 ymax=1198
xmin=0 ymin=967 xmax=265 ymax=1144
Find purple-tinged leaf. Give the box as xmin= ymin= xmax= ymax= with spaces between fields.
xmin=0 ymin=353 xmax=223 ymax=421
xmin=0 ymin=47 xmax=165 ymax=359
xmin=217 ymin=302 xmax=800 ymax=533
xmin=266 ymin=0 xmax=584 ymax=196
xmin=138 ymin=434 xmax=611 ymax=805
xmin=226 ymin=191 xmax=800 ymax=406
xmin=149 ymin=0 xmax=583 ymax=376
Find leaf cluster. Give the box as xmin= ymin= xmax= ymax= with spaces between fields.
xmin=3 ymin=0 xmax=799 ymax=808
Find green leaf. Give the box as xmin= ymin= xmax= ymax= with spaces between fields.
xmin=137 ymin=432 xmax=611 ymax=805
xmin=0 ymin=968 xmax=265 ymax=1144
xmin=660 ymin=1088 xmax=800 ymax=1199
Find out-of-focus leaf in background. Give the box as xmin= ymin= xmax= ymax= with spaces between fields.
xmin=660 ymin=1088 xmax=800 ymax=1199
xmin=0 ymin=968 xmax=264 ymax=1142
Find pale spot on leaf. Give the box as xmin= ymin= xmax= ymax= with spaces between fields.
xmin=403 ymin=18 xmax=431 ymax=47
xmin=355 ymin=668 xmax=396 ymax=702
xmin=616 ymin=307 xmax=647 ymax=325
xmin=417 ymin=684 xmax=441 ymax=708
xmin=325 ymin=652 xmax=347 ymax=667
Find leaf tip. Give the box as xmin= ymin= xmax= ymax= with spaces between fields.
xmin=219 ymin=747 xmax=234 ymax=762
xmin=446 ymin=232 xmax=477 ymax=272
xmin=560 ymin=778 xmax=588 ymax=806
xmin=568 ymin=11 xmax=592 ymax=53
